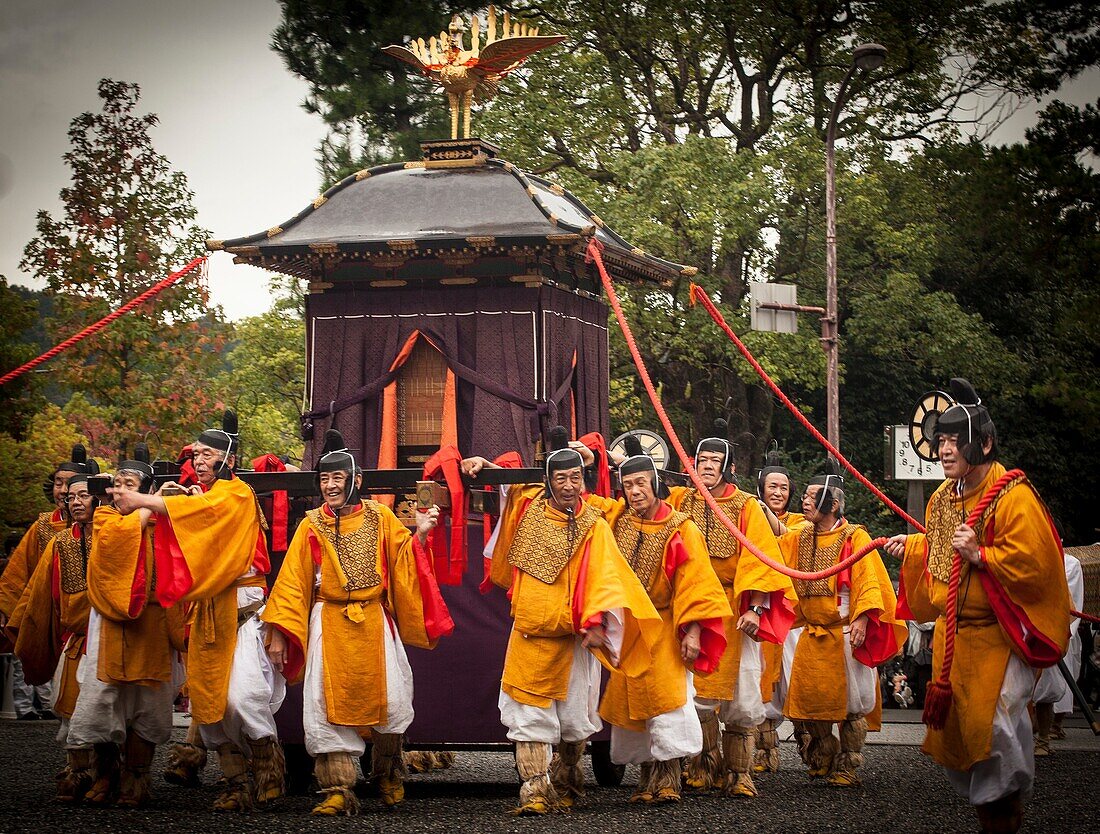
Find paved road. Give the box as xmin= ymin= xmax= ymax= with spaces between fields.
xmin=1 ymin=718 xmax=1097 ymax=833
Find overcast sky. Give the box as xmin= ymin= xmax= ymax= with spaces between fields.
xmin=1 ymin=0 xmax=1097 ymax=322
xmin=0 ymin=0 xmax=325 ymax=321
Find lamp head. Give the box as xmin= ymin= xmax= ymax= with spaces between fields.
xmin=853 ymin=43 xmax=887 ymax=71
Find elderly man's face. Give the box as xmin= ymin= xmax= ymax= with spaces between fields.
xmin=191 ymin=442 xmax=234 ymax=486
xmin=696 ymin=450 xmax=727 ymax=490
xmin=319 ymin=470 xmax=360 ymax=511
xmin=802 ymin=485 xmax=837 ymax=523
xmin=53 ymin=470 xmax=75 ymax=507
xmin=548 ymin=467 xmax=584 ymax=513
xmin=622 ymin=470 xmax=659 ymax=518
xmin=67 ymin=484 xmax=96 ymax=525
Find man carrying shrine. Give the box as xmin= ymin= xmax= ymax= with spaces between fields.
xmin=587 ymin=437 xmax=730 ymax=804
xmin=8 ymin=465 xmax=99 ymax=801
xmin=112 ymin=411 xmax=285 ymax=812
xmin=666 ymin=431 xmax=795 ymax=797
xmin=461 ymin=426 xmax=661 ymax=815
xmin=65 ymin=444 xmax=187 ymax=807
xmin=781 ymin=459 xmax=906 ymax=787
xmin=262 ymin=429 xmax=454 ymax=815
xmin=754 ymin=446 xmax=804 ymax=773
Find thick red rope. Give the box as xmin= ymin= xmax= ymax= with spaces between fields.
xmin=0 ymin=257 xmax=207 ymax=387
xmin=923 ymin=468 xmax=1024 ymax=729
xmin=589 ymin=239 xmax=884 ymax=581
xmin=688 ymin=282 xmax=927 ymax=533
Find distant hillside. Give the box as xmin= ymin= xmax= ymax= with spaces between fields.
xmin=11 ymin=284 xmax=53 ymax=351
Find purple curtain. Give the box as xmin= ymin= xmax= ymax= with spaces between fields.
xmin=306 ymin=284 xmax=600 ymax=466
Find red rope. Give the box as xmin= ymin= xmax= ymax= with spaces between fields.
xmin=1073 ymin=609 xmax=1100 ymax=624
xmin=590 ymin=239 xmax=884 ymax=581
xmin=688 ymin=282 xmax=927 ymax=533
xmin=0 ymin=257 xmax=207 ymax=387
xmin=923 ymin=468 xmax=1024 ymax=729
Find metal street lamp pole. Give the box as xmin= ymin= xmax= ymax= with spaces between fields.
xmin=823 ymin=43 xmax=886 ymax=452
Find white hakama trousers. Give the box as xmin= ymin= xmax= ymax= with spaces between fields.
xmin=499 ymin=638 xmax=603 ymax=745
xmin=199 ymin=586 xmax=285 ymax=753
xmin=67 ymin=609 xmax=184 ymax=748
xmin=945 ymin=653 xmax=1035 ymax=804
xmin=49 ymin=640 xmax=81 ymax=745
xmin=696 ymin=632 xmax=766 ymax=727
xmin=302 ymin=601 xmax=415 ymax=757
xmin=611 ymin=670 xmax=702 ymax=764
xmin=841 ymin=623 xmax=879 ymax=716
xmin=1054 ymin=631 xmax=1081 ymax=714
xmin=765 ymin=625 xmax=802 ymax=721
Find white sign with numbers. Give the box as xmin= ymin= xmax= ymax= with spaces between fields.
xmin=886 ymin=425 xmax=945 ymax=481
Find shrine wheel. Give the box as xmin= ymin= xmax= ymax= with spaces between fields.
xmin=609 ymin=430 xmax=670 ymax=470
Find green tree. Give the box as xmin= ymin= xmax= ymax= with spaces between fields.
xmin=0 ymin=405 xmax=85 ymax=540
xmin=271 ymin=2 xmax=1099 ymax=537
xmin=20 ymin=79 xmax=229 ymax=460
xmin=273 ymin=0 xmax=479 ymax=183
xmin=218 ymin=277 xmax=307 ymax=462
xmin=0 ymin=277 xmax=42 ymax=438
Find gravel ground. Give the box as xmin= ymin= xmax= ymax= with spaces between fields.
xmin=1 ymin=721 xmax=1097 ymax=834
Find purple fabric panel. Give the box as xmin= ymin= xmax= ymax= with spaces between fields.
xmin=305 ymin=285 xmax=542 ymax=465
xmin=540 ymin=289 xmax=610 ymax=440
xmin=404 ymin=527 xmax=512 ymax=744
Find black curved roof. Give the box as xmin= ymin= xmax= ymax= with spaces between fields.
xmin=208 ymin=156 xmax=697 ymax=287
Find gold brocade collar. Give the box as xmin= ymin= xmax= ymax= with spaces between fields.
xmin=307 ymin=503 xmax=382 ymax=591
xmin=35 ymin=512 xmax=56 ymax=558
xmin=508 ymin=496 xmax=600 ymax=584
xmin=55 ymin=525 xmax=88 ymax=595
xmin=924 ymin=463 xmax=1022 ymax=583
xmin=679 ymin=487 xmax=750 ymax=559
xmin=793 ymin=522 xmax=855 ymax=599
xmin=613 ymin=504 xmax=688 ymax=587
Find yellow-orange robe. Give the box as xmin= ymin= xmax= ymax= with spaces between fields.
xmin=760 ymin=511 xmax=806 ymax=701
xmin=9 ymin=525 xmax=92 ymax=717
xmin=489 ymin=484 xmax=662 ymax=708
xmin=897 ymin=463 xmax=1071 ymax=771
xmin=588 ymin=497 xmax=731 ymax=730
xmin=261 ymin=502 xmax=454 ymax=727
xmin=667 ymin=485 xmax=796 ymax=701
xmin=88 ymin=508 xmax=186 ymax=688
xmin=152 ymin=476 xmax=270 ymax=724
xmin=0 ymin=509 xmax=66 ymax=620
xmin=780 ymin=522 xmax=906 ymax=728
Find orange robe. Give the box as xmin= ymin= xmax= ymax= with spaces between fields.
xmin=589 ymin=497 xmax=730 ymax=730
xmin=153 ymin=476 xmax=270 ymax=724
xmin=667 ymin=485 xmax=796 ymax=701
xmin=897 ymin=463 xmax=1071 ymax=771
xmin=0 ymin=509 xmax=66 ymax=619
xmin=489 ymin=484 xmax=661 ymax=708
xmin=261 ymin=502 xmax=453 ymax=727
xmin=88 ymin=508 xmax=186 ymax=688
xmin=9 ymin=525 xmax=92 ymax=717
xmin=780 ymin=523 xmax=906 ymax=727
xmin=761 ymin=512 xmax=805 ymax=701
